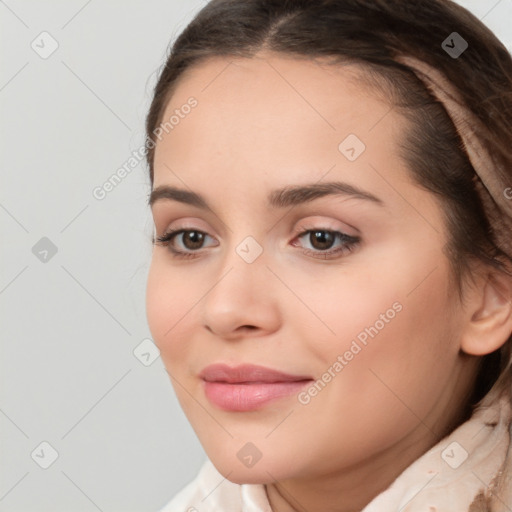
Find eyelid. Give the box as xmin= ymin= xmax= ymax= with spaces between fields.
xmin=157 ymin=215 xmax=356 ymax=241
xmin=161 ymin=217 xmax=210 ymax=231
xmin=294 ymin=218 xmax=357 ymax=238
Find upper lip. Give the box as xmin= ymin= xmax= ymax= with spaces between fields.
xmin=199 ymin=363 xmax=313 ymax=384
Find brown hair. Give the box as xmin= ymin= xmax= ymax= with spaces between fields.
xmin=144 ymin=0 xmax=512 ymax=409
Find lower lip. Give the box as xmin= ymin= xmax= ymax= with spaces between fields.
xmin=203 ymin=380 xmax=312 ymax=412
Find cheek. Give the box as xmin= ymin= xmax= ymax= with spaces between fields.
xmin=324 ymin=241 xmax=455 ymax=358
xmin=331 ymin=264 xmax=457 ymax=414
xmin=288 ymin=272 xmax=459 ymax=472
xmin=145 ymin=258 xmax=200 ymax=364
xmin=303 ymin=246 xmax=459 ymax=411
xmin=365 ymin=270 xmax=460 ymax=401
xmin=293 ymin=264 xmax=404 ymax=367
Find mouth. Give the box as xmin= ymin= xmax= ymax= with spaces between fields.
xmin=199 ymin=363 xmax=314 ymax=412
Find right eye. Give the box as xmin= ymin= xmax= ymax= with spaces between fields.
xmin=154 ymin=228 xmax=218 ymax=259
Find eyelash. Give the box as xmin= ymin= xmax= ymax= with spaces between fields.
xmin=154 ymin=227 xmax=360 ymax=260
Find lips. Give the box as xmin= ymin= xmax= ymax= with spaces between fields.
xmin=199 ymin=363 xmax=314 ymax=411
xmin=199 ymin=363 xmax=313 ymax=383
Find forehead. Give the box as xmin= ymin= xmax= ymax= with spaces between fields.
xmin=152 ymin=52 xmax=409 ymax=197
xmin=158 ymin=51 xmax=395 ymax=135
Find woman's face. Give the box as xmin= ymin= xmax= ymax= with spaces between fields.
xmin=146 ymin=52 xmax=477 ymax=484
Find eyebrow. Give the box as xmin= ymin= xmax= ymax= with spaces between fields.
xmin=148 ymin=181 xmax=385 ymax=209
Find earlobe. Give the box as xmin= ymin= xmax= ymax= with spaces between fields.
xmin=461 ymin=270 xmax=512 ymax=356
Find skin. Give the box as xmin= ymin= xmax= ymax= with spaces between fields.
xmin=146 ymin=51 xmax=512 ymax=512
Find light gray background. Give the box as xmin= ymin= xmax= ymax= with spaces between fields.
xmin=1 ymin=1 xmax=511 ymax=511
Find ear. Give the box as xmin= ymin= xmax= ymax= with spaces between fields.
xmin=460 ymin=269 xmax=512 ymax=356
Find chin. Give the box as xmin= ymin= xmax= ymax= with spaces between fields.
xmin=209 ymin=455 xmax=290 ymax=485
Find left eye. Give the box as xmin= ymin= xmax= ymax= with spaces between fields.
xmin=293 ymin=229 xmax=360 ymax=258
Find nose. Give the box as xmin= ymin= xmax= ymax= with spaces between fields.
xmin=201 ymin=240 xmax=281 ymax=339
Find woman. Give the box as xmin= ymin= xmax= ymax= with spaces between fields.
xmin=144 ymin=0 xmax=512 ymax=510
